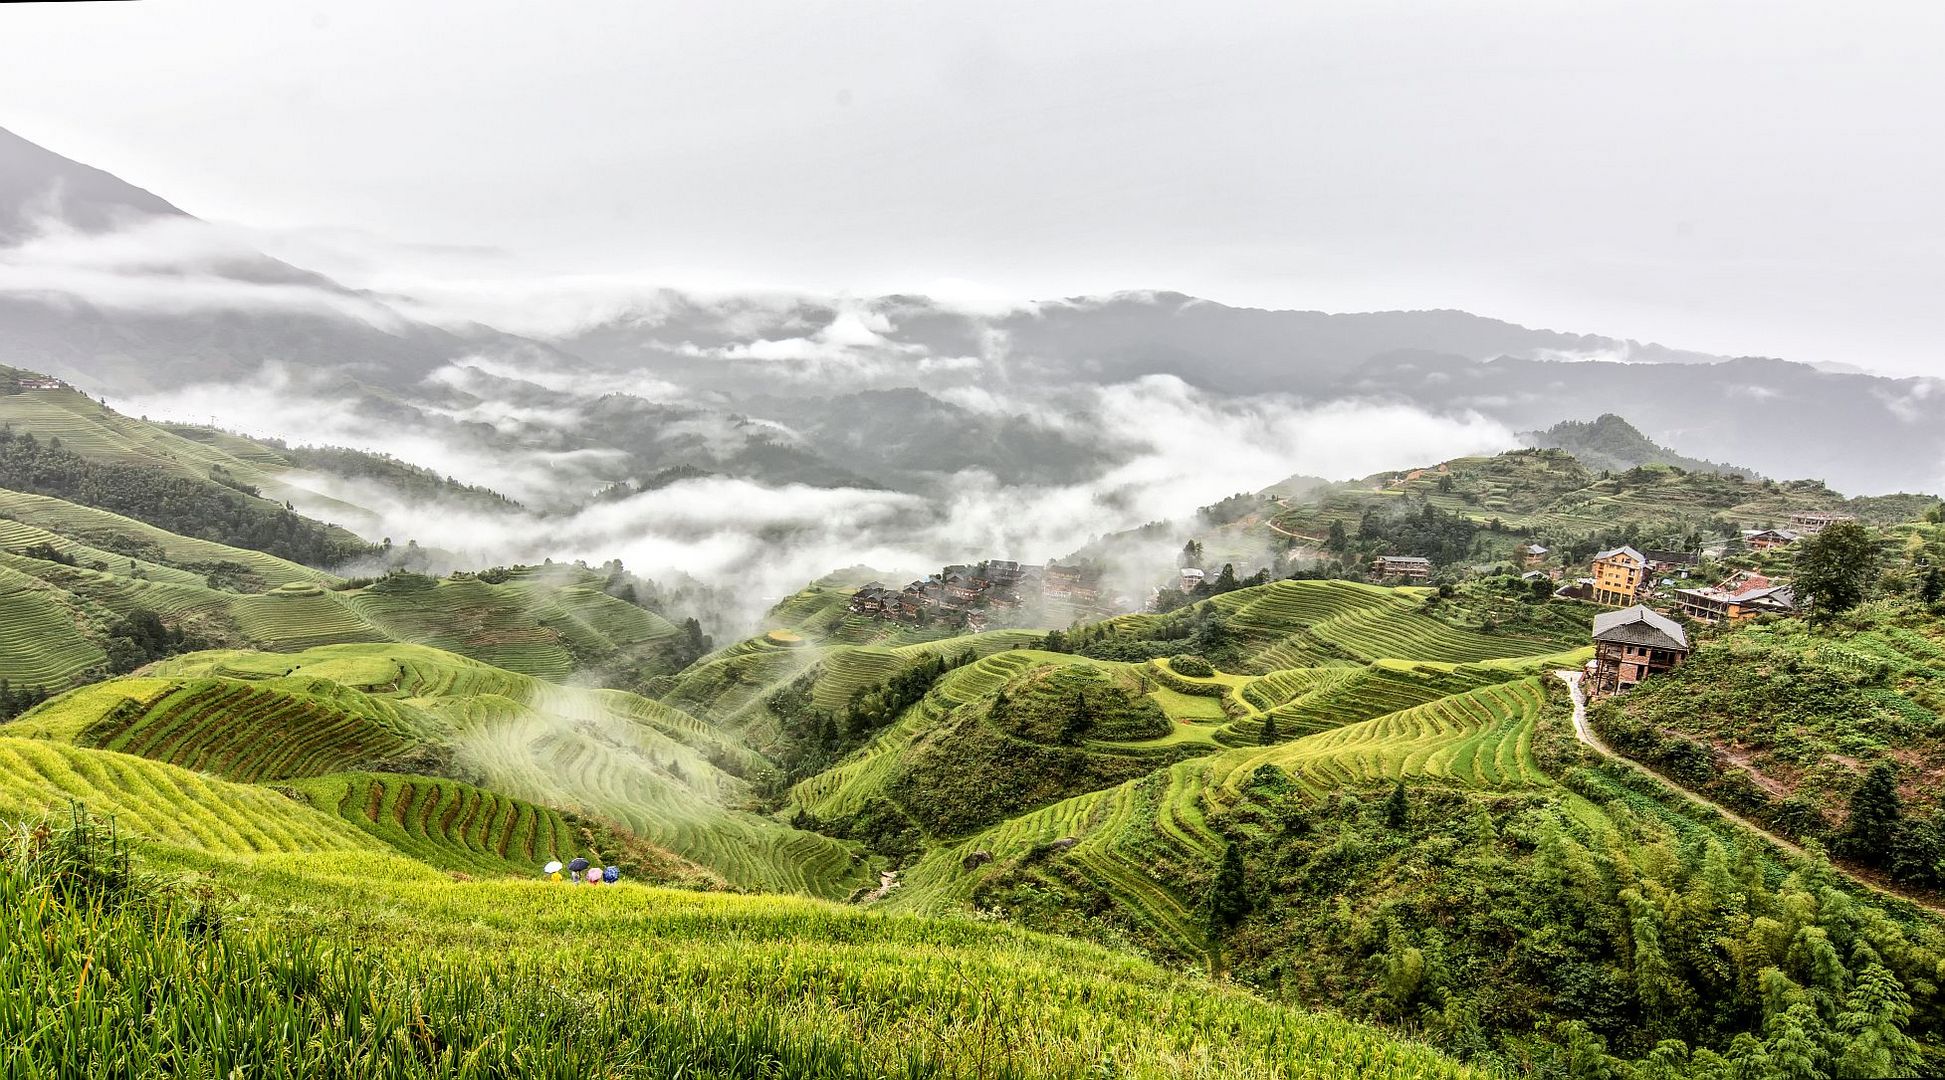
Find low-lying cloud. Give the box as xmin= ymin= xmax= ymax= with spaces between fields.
xmin=128 ymin=359 xmax=1514 ymax=630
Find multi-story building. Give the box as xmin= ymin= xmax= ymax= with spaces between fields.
xmin=1370 ymin=555 xmax=1433 ymax=581
xmin=1589 ymin=546 xmax=1648 ymax=606
xmin=1788 ymin=511 xmax=1855 ymax=535
xmin=1673 ymin=572 xmax=1797 ymax=624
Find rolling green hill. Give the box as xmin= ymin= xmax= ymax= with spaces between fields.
xmin=0 ymin=492 xmax=683 ymax=689
xmin=1263 ymin=444 xmax=1938 ymax=570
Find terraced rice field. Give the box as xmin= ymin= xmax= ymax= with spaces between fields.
xmin=0 ymin=391 xmax=258 ymax=480
xmin=349 ymin=579 xmax=575 ymax=678
xmin=894 ymin=675 xmax=1557 ymax=956
xmin=459 ymin=701 xmax=862 ymax=895
xmin=1214 ymin=678 xmax=1549 ymax=795
xmin=0 ymin=489 xmax=333 ymax=587
xmin=1247 ymin=661 xmax=1516 ymax=739
xmin=231 ymin=585 xmax=388 ymax=650
xmin=660 ymin=637 xmax=823 ymax=728
xmin=788 ymin=650 xmax=1065 ymax=821
xmin=291 ymin=771 xmax=594 ymax=876
xmin=146 ymin=642 xmax=870 ymax=897
xmin=0 ymin=736 xmax=383 ymax=854
xmin=65 ymin=677 xmax=419 ymax=783
xmin=0 ymin=565 xmax=107 ymax=687
xmin=0 ymin=517 xmax=208 ymax=588
xmin=811 ymin=646 xmax=907 ymax=710
xmin=1209 ymin=579 xmax=1577 ymax=671
xmin=516 ymin=582 xmax=681 ymax=651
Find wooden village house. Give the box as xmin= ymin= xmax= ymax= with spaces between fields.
xmin=1589 ymin=605 xmax=1690 ymax=696
xmin=1742 ymin=528 xmax=1801 ymax=551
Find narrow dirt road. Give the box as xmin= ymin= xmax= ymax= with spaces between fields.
xmin=1555 ymin=669 xmax=1808 ymax=860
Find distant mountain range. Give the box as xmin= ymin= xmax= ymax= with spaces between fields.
xmin=2 ymin=123 xmax=1941 ymax=499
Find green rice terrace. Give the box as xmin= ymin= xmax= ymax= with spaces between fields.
xmin=3 ymin=555 xmax=1941 ymax=1077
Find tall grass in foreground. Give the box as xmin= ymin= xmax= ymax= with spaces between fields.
xmin=2 ymin=812 xmax=1483 ymax=1080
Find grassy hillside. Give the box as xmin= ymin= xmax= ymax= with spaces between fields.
xmin=4 ymin=545 xmax=1942 ymax=1077
xmin=2 ymin=816 xmax=1484 ymax=1079
xmin=1264 ymin=445 xmax=1937 ymax=571
xmin=0 ymin=493 xmax=684 ymax=688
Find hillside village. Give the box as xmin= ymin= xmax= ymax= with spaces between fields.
xmin=846 ymin=559 xmax=1110 ymax=632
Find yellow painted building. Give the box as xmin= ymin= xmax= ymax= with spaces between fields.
xmin=1590 ymin=545 xmax=1646 ymax=607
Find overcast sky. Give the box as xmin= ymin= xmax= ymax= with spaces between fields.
xmin=1 ymin=0 xmax=1940 ymax=374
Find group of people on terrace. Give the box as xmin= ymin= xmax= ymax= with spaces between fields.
xmin=543 ymin=857 xmax=619 ymax=884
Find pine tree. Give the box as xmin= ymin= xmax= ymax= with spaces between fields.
xmin=1259 ymin=713 xmax=1280 ymax=746
xmin=1207 ymin=840 xmax=1250 ymax=930
xmin=1060 ymin=691 xmax=1092 ymax=744
xmin=1385 ymin=781 xmax=1409 ymax=829
xmin=1837 ymin=761 xmax=1902 ymax=865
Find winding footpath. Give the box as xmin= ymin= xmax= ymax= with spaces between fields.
xmin=1557 ymin=669 xmax=1805 ymax=857
xmin=1553 ymin=669 xmax=1945 ymax=915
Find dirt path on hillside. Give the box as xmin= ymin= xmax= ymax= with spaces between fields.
xmin=1556 ymin=670 xmax=1806 ymax=859
xmin=1553 ymin=670 xmax=1945 ymax=916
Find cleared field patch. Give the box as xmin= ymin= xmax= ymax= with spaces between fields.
xmin=1147 ymin=684 xmax=1228 ymax=721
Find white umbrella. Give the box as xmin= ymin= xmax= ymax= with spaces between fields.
xmin=543 ymin=861 xmax=563 ymax=875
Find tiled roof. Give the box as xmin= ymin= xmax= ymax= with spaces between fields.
xmin=1592 ymin=605 xmax=1689 ymax=651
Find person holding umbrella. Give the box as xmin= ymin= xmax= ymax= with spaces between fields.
xmin=543 ymin=860 xmax=563 ymax=882
xmin=567 ymin=857 xmax=590 ymax=885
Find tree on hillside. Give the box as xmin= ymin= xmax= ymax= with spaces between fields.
xmin=1060 ymin=691 xmax=1093 ymax=744
xmin=1180 ymin=540 xmax=1203 ymax=568
xmin=1920 ymin=567 xmax=1944 ymax=607
xmin=1325 ymin=520 xmax=1347 ymax=551
xmin=1793 ymin=521 xmax=1880 ymax=617
xmin=1385 ymin=781 xmax=1410 ymax=829
xmin=1837 ymin=761 xmax=1902 ymax=865
xmin=1259 ymin=713 xmax=1280 ymax=746
xmin=1207 ymin=840 xmax=1250 ymax=930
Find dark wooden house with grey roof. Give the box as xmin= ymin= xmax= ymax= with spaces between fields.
xmin=1589 ymin=605 xmax=1690 ymax=696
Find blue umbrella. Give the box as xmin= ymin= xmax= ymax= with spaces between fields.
xmin=567 ymin=857 xmax=590 ymax=873
xmin=603 ymin=866 xmax=619 ymax=884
